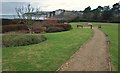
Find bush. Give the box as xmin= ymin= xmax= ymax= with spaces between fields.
xmin=46 ymin=27 xmax=65 ymax=32
xmin=2 ymin=24 xmax=28 ymax=33
xmin=40 ymin=19 xmax=72 ymax=33
xmin=2 ymin=19 xmax=72 ymax=33
xmin=2 ymin=34 xmax=46 ymax=47
xmin=54 ymin=24 xmax=72 ymax=31
xmin=46 ymin=24 xmax=72 ymax=33
xmin=17 ymin=30 xmax=29 ymax=33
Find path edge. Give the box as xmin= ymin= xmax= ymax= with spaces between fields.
xmin=56 ymin=29 xmax=94 ymax=71
xmin=102 ymin=31 xmax=112 ymax=72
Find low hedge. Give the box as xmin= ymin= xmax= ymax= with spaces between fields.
xmin=2 ymin=20 xmax=72 ymax=33
xmin=2 ymin=34 xmax=46 ymax=47
xmin=46 ymin=27 xmax=65 ymax=32
xmin=2 ymin=24 xmax=28 ymax=33
xmin=45 ymin=24 xmax=72 ymax=33
xmin=56 ymin=24 xmax=72 ymax=31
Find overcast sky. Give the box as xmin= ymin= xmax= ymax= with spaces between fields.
xmin=1 ymin=0 xmax=119 ymax=15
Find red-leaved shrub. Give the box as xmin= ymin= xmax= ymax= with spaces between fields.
xmin=2 ymin=18 xmax=72 ymax=33
xmin=2 ymin=24 xmax=28 ymax=33
xmin=41 ymin=18 xmax=72 ymax=32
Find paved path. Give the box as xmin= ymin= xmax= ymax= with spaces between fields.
xmin=59 ymin=28 xmax=110 ymax=71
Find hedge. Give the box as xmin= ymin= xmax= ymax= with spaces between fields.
xmin=2 ymin=34 xmax=46 ymax=47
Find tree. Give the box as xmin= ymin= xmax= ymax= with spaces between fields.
xmin=92 ymin=6 xmax=103 ymax=20
xmin=111 ymin=3 xmax=120 ymax=21
xmin=84 ymin=6 xmax=91 ymax=13
xmin=15 ymin=3 xmax=40 ymax=34
xmin=83 ymin=6 xmax=92 ymax=20
xmin=102 ymin=6 xmax=112 ymax=21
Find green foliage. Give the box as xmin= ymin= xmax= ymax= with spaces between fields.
xmin=2 ymin=34 xmax=46 ymax=47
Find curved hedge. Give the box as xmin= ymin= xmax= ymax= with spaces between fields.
xmin=46 ymin=27 xmax=64 ymax=32
xmin=44 ymin=24 xmax=72 ymax=33
xmin=2 ymin=34 xmax=46 ymax=47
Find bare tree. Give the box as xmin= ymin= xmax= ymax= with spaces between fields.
xmin=15 ymin=3 xmax=40 ymax=34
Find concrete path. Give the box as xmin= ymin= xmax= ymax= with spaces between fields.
xmin=59 ymin=28 xmax=110 ymax=71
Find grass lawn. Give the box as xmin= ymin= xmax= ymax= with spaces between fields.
xmin=100 ymin=23 xmax=118 ymax=71
xmin=71 ymin=22 xmax=118 ymax=70
xmin=2 ymin=24 xmax=93 ymax=71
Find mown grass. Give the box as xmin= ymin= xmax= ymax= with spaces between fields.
xmin=100 ymin=24 xmax=118 ymax=71
xmin=71 ymin=22 xmax=118 ymax=70
xmin=2 ymin=24 xmax=93 ymax=71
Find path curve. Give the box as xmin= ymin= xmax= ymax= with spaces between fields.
xmin=58 ymin=28 xmax=110 ymax=71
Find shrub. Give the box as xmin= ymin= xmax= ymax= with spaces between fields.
xmin=45 ymin=24 xmax=72 ymax=33
xmin=2 ymin=24 xmax=28 ymax=33
xmin=2 ymin=19 xmax=72 ymax=33
xmin=54 ymin=24 xmax=72 ymax=31
xmin=63 ymin=24 xmax=72 ymax=30
xmin=2 ymin=34 xmax=46 ymax=47
xmin=17 ymin=30 xmax=29 ymax=33
xmin=46 ymin=27 xmax=65 ymax=32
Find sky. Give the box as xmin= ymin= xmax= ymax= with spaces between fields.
xmin=0 ymin=0 xmax=119 ymax=15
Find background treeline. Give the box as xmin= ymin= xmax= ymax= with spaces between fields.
xmin=75 ymin=2 xmax=120 ymax=22
xmin=76 ymin=2 xmax=120 ymax=22
xmin=52 ymin=2 xmax=120 ymax=23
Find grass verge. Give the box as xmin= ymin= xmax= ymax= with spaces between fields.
xmin=101 ymin=24 xmax=118 ymax=71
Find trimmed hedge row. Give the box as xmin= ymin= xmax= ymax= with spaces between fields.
xmin=2 ymin=24 xmax=28 ymax=33
xmin=46 ymin=27 xmax=64 ymax=32
xmin=2 ymin=19 xmax=72 ymax=33
xmin=2 ymin=24 xmax=72 ymax=33
xmin=46 ymin=24 xmax=72 ymax=32
xmin=2 ymin=34 xmax=46 ymax=47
